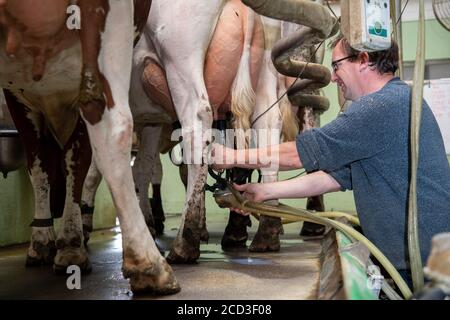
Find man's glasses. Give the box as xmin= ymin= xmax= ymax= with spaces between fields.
xmin=331 ymin=54 xmax=358 ymax=73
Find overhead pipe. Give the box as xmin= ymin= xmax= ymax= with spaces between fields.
xmin=242 ymin=0 xmax=338 ymax=39
xmin=271 ymin=26 xmax=334 ymax=113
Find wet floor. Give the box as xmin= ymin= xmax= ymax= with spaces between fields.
xmin=0 ymin=212 xmax=330 ymax=300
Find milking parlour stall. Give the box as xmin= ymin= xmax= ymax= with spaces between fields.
xmin=0 ymin=0 xmax=449 ymax=313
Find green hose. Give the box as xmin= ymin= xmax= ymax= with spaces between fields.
xmin=408 ymin=0 xmax=425 ymax=292
xmin=214 ymin=184 xmax=413 ymax=299
xmin=251 ymin=206 xmax=361 ymax=226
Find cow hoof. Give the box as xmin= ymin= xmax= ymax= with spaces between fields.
xmin=123 ymin=255 xmax=181 ymax=295
xmin=26 ymin=236 xmax=56 ymax=267
xmin=221 ymin=211 xmax=250 ymax=251
xmin=166 ymin=249 xmax=199 ymax=264
xmin=129 ymin=272 xmax=181 ymax=295
xmin=166 ymin=239 xmax=200 ymax=264
xmin=248 ymin=238 xmax=280 ymax=252
xmin=221 ymin=234 xmax=247 ymax=251
xmin=53 ymin=247 xmax=92 ymax=274
xmin=249 ymin=216 xmax=282 ymax=252
xmin=299 ymin=221 xmax=325 ymax=238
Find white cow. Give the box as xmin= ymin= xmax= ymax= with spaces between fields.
xmin=83 ymin=0 xmax=300 ymax=261
xmin=133 ymin=0 xmax=297 ymax=262
xmin=0 ymin=0 xmax=179 ymax=294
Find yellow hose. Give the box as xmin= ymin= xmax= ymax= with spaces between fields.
xmin=214 ymin=184 xmax=413 ymax=299
xmin=251 ymin=209 xmax=360 ymax=226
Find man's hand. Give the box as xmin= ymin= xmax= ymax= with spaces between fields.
xmin=231 ymin=183 xmax=269 ymax=216
xmin=210 ymin=143 xmax=236 ymax=170
xmin=233 ymin=183 xmax=266 ymax=202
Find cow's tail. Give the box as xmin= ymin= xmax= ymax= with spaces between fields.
xmin=278 ymin=76 xmax=299 ymax=142
xmin=230 ymin=9 xmax=256 ymax=147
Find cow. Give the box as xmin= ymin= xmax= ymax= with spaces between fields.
xmin=81 ymin=0 xmax=299 ymax=258
xmin=83 ymin=0 xmax=336 ymax=263
xmin=128 ymin=0 xmax=299 ymax=262
xmin=0 ymin=0 xmax=180 ymax=294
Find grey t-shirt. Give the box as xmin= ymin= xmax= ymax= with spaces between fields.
xmin=296 ymin=77 xmax=450 ymax=270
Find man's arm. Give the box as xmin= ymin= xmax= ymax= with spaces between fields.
xmin=233 ymin=170 xmax=342 ymax=202
xmin=211 ymin=141 xmax=303 ymax=171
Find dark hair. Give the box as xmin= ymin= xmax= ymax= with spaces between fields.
xmin=329 ymin=33 xmax=399 ymax=75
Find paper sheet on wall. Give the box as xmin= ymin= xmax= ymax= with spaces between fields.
xmin=422 ymin=78 xmax=450 ymax=154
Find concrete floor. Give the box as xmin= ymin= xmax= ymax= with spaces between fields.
xmin=0 ymin=211 xmax=338 ymax=300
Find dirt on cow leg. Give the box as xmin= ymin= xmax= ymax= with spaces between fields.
xmin=221 ymin=211 xmax=251 ymax=251
xmin=166 ymin=201 xmax=207 ymax=263
xmin=78 ymin=0 xmax=109 ymax=114
xmin=25 ymin=227 xmax=57 ymax=267
xmin=249 ymin=215 xmax=283 ymax=252
xmin=80 ymin=202 xmax=94 ymax=246
xmin=166 ymin=165 xmax=208 ymax=264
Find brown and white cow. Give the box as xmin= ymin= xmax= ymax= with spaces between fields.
xmin=0 ymin=0 xmax=179 ymax=294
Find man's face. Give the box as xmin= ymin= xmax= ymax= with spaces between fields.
xmin=331 ymin=41 xmax=361 ymax=101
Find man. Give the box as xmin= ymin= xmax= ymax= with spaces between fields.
xmin=211 ymin=34 xmax=450 ymax=287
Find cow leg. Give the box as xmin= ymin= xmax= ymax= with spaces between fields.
xmin=166 ymin=163 xmax=209 ymax=264
xmin=54 ymin=118 xmax=92 ymax=273
xmin=132 ymin=125 xmax=162 ymax=237
xmin=166 ymin=124 xmax=211 ymax=263
xmin=4 ymin=91 xmax=58 ymax=266
xmin=26 ymin=141 xmax=58 ymax=266
xmin=249 ymin=172 xmax=283 ymax=252
xmin=221 ymin=168 xmax=252 ymax=250
xmin=79 ymin=0 xmax=179 ymax=294
xmin=81 ymin=159 xmax=102 ymax=246
xmin=248 ymin=21 xmax=284 ymax=252
xmin=148 ymin=0 xmax=226 ymax=263
xmin=150 ymin=153 xmax=165 ymax=236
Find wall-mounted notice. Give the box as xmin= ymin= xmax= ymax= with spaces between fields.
xmin=422 ymin=78 xmax=450 ymax=154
